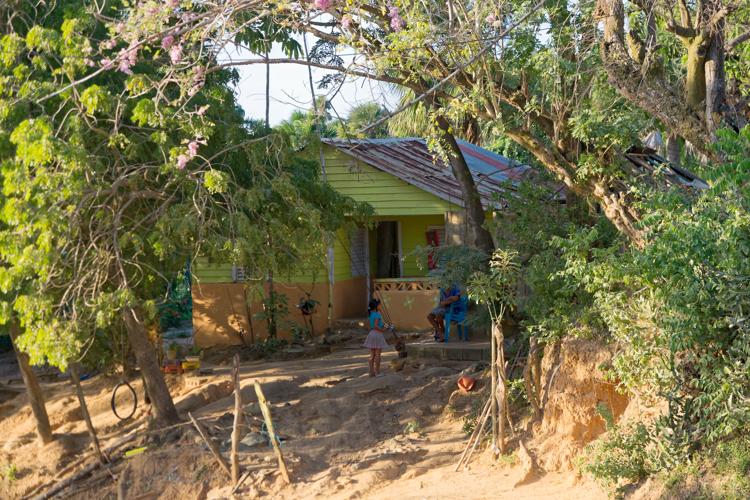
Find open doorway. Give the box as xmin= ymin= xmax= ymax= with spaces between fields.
xmin=374 ymin=221 xmax=401 ymax=278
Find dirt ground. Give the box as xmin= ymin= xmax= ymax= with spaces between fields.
xmin=0 ymin=333 xmax=607 ymax=499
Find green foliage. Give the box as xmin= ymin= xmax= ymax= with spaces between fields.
xmin=580 ymin=423 xmax=654 ymax=494
xmin=661 ymin=436 xmax=750 ymax=499
xmin=403 ymin=420 xmax=422 ymax=434
xmin=290 ymin=323 xmax=310 ymax=344
xmin=247 ymin=337 xmax=288 ymax=358
xmin=467 ymin=249 xmax=520 ymax=322
xmin=253 ymin=290 xmax=290 ymax=340
xmin=335 ymin=102 xmax=390 ymax=139
xmin=412 ymin=244 xmax=488 ymax=290
xmin=158 ymin=271 xmax=192 ymax=331
xmin=559 ymin=128 xmax=750 ymax=480
xmin=0 ymin=462 xmax=16 ymax=482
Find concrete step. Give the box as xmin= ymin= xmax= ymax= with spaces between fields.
xmin=406 ymin=341 xmax=491 ymax=362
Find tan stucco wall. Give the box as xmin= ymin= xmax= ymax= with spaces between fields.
xmin=374 ymin=289 xmax=439 ymax=330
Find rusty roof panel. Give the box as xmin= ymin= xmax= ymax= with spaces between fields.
xmin=322 ymin=138 xmax=533 ymax=209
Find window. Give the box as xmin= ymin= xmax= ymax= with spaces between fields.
xmin=231 ymin=265 xmax=246 ymax=282
xmin=349 ymin=227 xmax=368 ymax=277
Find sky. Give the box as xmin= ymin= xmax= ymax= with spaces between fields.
xmin=225 ymin=43 xmax=399 ymax=126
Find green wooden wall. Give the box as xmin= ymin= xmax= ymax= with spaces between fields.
xmin=323 ymin=145 xmax=456 ymax=216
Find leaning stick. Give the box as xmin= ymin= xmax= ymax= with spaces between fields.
xmin=462 ymin=404 xmax=492 ymax=470
xmin=455 ymin=396 xmax=492 ymax=471
xmin=70 ymin=363 xmax=107 ymax=464
xmin=231 ymin=471 xmax=252 ymax=494
xmin=254 ymin=381 xmax=291 ymax=483
xmin=231 ymin=354 xmax=242 ymax=485
xmin=189 ymin=412 xmax=232 ymax=478
xmin=31 ymin=426 xmax=142 ymax=499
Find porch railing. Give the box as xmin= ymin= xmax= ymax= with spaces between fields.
xmin=372 ymin=277 xmax=438 ymax=292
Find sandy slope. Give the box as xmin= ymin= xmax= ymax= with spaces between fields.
xmin=0 ymin=336 xmax=605 ymax=499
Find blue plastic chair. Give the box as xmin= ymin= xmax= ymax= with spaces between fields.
xmin=444 ymin=295 xmax=469 ymax=342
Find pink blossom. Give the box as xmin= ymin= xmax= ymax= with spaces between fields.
xmin=118 ymin=58 xmax=134 ymax=75
xmin=314 ymin=0 xmax=332 ymax=9
xmin=166 ymin=0 xmax=179 ymax=8
xmin=196 ymin=105 xmax=209 ymax=116
xmin=176 ymin=154 xmax=189 ymax=169
xmin=388 ymin=5 xmax=404 ymax=32
xmin=161 ymin=34 xmax=175 ymax=49
xmin=102 ymin=39 xmax=117 ymax=50
xmin=101 ymin=58 xmax=114 ymax=68
xmin=117 ymin=46 xmax=138 ymax=75
xmin=485 ymin=14 xmax=496 ymax=24
xmin=187 ymin=141 xmax=200 ymax=158
xmin=341 ymin=15 xmax=353 ymax=29
xmin=169 ymin=44 xmax=183 ymax=64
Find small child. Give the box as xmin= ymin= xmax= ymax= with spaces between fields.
xmin=364 ymin=299 xmax=389 ymax=377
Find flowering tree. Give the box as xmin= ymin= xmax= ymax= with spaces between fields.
xmin=91 ymin=0 xmax=749 ymax=248
xmin=0 ymin=1 xmax=368 ymax=426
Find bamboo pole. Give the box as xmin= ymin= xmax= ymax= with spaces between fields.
xmin=497 ymin=322 xmax=507 ymax=454
xmin=254 ymin=381 xmax=291 ymax=483
xmin=231 ymin=354 xmax=242 ymax=484
xmin=490 ymin=321 xmax=499 ymax=453
xmin=462 ymin=405 xmax=492 ymax=470
xmin=70 ymin=363 xmax=106 ymax=464
xmin=188 ymin=412 xmax=232 ymax=478
xmin=456 ymin=396 xmax=492 ymax=471
xmin=455 ymin=397 xmax=491 ymax=470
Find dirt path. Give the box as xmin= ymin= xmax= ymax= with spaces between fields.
xmin=0 ymin=337 xmax=605 ymax=499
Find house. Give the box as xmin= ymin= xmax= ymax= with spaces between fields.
xmin=190 ymin=137 xmax=533 ymax=347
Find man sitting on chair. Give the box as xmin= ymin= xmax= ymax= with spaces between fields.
xmin=427 ymin=284 xmax=460 ymax=342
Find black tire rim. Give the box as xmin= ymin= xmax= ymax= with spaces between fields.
xmin=111 ymin=381 xmax=138 ymax=420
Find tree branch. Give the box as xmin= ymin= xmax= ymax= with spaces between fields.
xmin=208 ymin=58 xmax=405 ymax=86
xmin=727 ymin=28 xmax=750 ymax=51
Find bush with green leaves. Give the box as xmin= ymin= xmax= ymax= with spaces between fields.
xmin=560 ymin=128 xmax=750 ymax=478
xmin=580 ymin=422 xmax=654 ymax=493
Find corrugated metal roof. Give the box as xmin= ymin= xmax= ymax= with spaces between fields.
xmin=624 ymin=147 xmax=708 ymax=189
xmin=322 ymin=137 xmax=533 ymax=209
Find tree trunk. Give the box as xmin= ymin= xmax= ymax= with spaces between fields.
xmin=435 ymin=116 xmax=495 ymax=254
xmin=9 ymin=319 xmax=53 ymax=444
xmin=265 ymin=51 xmax=271 ymax=129
xmin=705 ymin=22 xmax=726 ymax=138
xmin=685 ymin=38 xmax=708 ymax=111
xmin=120 ymin=307 xmax=179 ymax=425
xmin=666 ymin=134 xmax=681 ymax=166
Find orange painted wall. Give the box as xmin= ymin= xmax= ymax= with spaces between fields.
xmin=332 ymin=276 xmax=368 ymax=319
xmin=192 ymin=278 xmax=367 ymax=347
